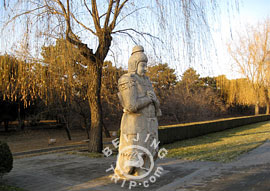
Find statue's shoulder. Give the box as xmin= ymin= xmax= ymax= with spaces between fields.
xmin=118 ymin=73 xmax=136 ymax=84
xmin=118 ymin=73 xmax=136 ymax=91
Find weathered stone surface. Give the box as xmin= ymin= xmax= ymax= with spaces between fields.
xmin=115 ymin=45 xmax=162 ymax=179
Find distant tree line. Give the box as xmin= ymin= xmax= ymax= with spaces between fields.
xmin=1 ymin=0 xmax=237 ymax=153
xmin=1 ymin=43 xmax=266 ymax=134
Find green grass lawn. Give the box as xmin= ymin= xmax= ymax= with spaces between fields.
xmin=164 ymin=121 xmax=270 ymax=162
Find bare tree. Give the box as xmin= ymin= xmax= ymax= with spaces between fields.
xmin=227 ymin=19 xmax=270 ymax=114
xmin=264 ymin=51 xmax=270 ymax=114
xmin=1 ymin=0 xmax=237 ymax=152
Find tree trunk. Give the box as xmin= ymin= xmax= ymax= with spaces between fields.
xmin=17 ymin=102 xmax=24 ymax=130
xmin=88 ymin=63 xmax=103 ymax=153
xmin=255 ymin=102 xmax=259 ymax=115
xmin=58 ymin=113 xmax=72 ymax=140
xmin=84 ymin=117 xmax=90 ymax=140
xmin=264 ymin=88 xmax=270 ymax=115
xmin=64 ymin=121 xmax=72 ymax=141
xmin=266 ymin=102 xmax=270 ymax=115
xmin=4 ymin=121 xmax=9 ymax=132
xmin=103 ymin=122 xmax=111 ymax=138
xmin=71 ymin=32 xmax=112 ymax=153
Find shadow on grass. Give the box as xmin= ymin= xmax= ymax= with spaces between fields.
xmin=227 ymin=131 xmax=270 ymax=137
xmin=164 ymin=121 xmax=270 ymax=162
xmin=165 ymin=121 xmax=270 ymax=149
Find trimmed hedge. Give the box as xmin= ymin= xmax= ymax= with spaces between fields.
xmin=158 ymin=114 xmax=270 ymax=145
xmin=0 ymin=141 xmax=13 ymax=176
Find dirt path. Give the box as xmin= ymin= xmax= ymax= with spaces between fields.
xmin=0 ymin=128 xmax=115 ymax=153
xmin=159 ymin=140 xmax=270 ymax=191
xmin=2 ymin=140 xmax=270 ymax=191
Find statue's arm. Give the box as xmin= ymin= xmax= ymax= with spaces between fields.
xmin=118 ymin=78 xmax=152 ymax=113
xmin=136 ymin=95 xmax=153 ymax=111
xmin=146 ymin=80 xmax=160 ymax=108
xmin=153 ymin=95 xmax=160 ymax=108
xmin=146 ymin=77 xmax=162 ymax=116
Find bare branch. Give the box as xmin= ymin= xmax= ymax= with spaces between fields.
xmin=91 ymin=0 xmax=101 ymax=32
xmin=55 ymin=0 xmax=73 ymax=36
xmin=70 ymin=13 xmax=97 ymax=35
xmin=56 ymin=0 xmax=67 ymax=15
xmin=83 ymin=0 xmax=93 ymax=17
xmin=115 ymin=6 xmax=148 ymax=27
xmin=53 ymin=0 xmax=77 ymax=44
xmin=113 ymin=28 xmax=163 ymax=43
xmin=118 ymin=0 xmax=129 ymax=13
xmin=104 ymin=0 xmax=114 ymax=28
xmin=109 ymin=0 xmax=129 ymax=31
xmin=66 ymin=0 xmax=70 ymax=19
xmin=44 ymin=3 xmax=65 ymax=16
xmin=99 ymin=12 xmax=108 ymax=20
xmin=114 ymin=31 xmax=138 ymax=44
xmin=3 ymin=6 xmax=46 ymax=29
xmin=109 ymin=0 xmax=120 ymax=31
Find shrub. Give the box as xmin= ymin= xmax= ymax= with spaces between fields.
xmin=0 ymin=141 xmax=13 ymax=177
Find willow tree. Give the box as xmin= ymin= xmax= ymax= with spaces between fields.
xmin=1 ymin=0 xmax=238 ymax=152
xmin=0 ymin=54 xmax=42 ymax=105
xmin=264 ymin=51 xmax=270 ymax=114
xmin=216 ymin=76 xmax=265 ymax=115
xmin=227 ymin=18 xmax=270 ymax=115
xmin=41 ymin=39 xmax=86 ymax=102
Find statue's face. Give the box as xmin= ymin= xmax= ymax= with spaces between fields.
xmin=137 ymin=61 xmax=147 ymax=76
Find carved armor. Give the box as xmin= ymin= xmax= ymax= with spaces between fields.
xmin=114 ymin=46 xmax=161 ymax=178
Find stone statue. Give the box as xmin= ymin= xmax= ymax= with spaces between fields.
xmin=115 ymin=45 xmax=162 ymax=179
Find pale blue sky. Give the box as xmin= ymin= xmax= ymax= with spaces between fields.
xmin=0 ymin=1 xmax=269 ymax=79
xmin=211 ymin=0 xmax=270 ymax=78
xmin=241 ymin=0 xmax=270 ymax=20
xmin=109 ymin=0 xmax=270 ymax=78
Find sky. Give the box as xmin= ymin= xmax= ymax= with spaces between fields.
xmin=105 ymin=0 xmax=270 ymax=79
xmin=0 ymin=0 xmax=270 ymax=79
xmin=211 ymin=0 xmax=270 ymax=79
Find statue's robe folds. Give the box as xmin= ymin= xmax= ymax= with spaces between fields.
xmin=115 ymin=73 xmax=161 ymax=178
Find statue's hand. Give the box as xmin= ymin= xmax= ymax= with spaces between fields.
xmin=147 ymin=91 xmax=157 ymax=103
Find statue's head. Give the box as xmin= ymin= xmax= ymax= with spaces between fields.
xmin=128 ymin=45 xmax=148 ymax=74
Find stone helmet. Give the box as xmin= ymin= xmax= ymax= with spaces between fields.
xmin=128 ymin=45 xmax=148 ymax=73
